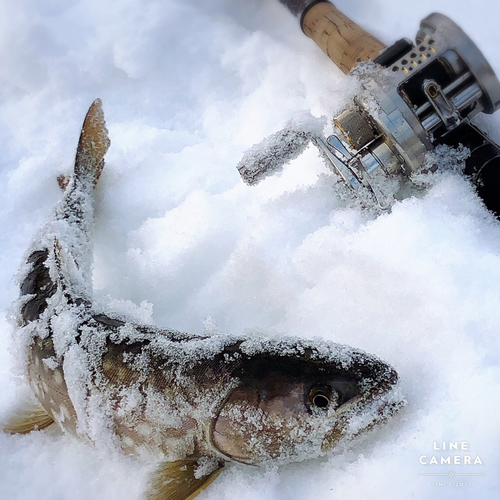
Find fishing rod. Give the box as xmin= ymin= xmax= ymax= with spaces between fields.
xmin=237 ymin=0 xmax=500 ymax=214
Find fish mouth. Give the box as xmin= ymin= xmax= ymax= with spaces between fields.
xmin=321 ymin=382 xmax=404 ymax=452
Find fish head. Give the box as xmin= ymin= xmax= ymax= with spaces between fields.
xmin=211 ymin=340 xmax=402 ymax=465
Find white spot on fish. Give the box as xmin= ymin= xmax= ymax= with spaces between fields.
xmin=122 ymin=436 xmax=136 ymax=450
xmin=53 ymin=370 xmax=64 ymax=386
xmin=59 ymin=404 xmax=71 ymax=422
xmin=52 ymin=413 xmax=63 ymax=427
xmin=31 ymin=384 xmax=41 ymax=398
xmin=34 ymin=357 xmax=40 ymax=368
xmin=136 ymin=423 xmax=153 ymax=438
xmin=42 ymin=382 xmax=50 ymax=394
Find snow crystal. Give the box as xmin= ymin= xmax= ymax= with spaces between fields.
xmin=1 ymin=1 xmax=500 ymax=500
xmin=194 ymin=456 xmax=220 ymax=479
xmin=237 ymin=112 xmax=327 ymax=186
xmin=42 ymin=357 xmax=58 ymax=370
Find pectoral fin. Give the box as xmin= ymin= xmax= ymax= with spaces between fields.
xmin=3 ymin=402 xmax=54 ymax=434
xmin=146 ymin=456 xmax=224 ymax=500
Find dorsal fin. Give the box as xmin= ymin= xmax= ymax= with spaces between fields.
xmin=146 ymin=457 xmax=224 ymax=500
xmin=74 ymin=98 xmax=110 ymax=187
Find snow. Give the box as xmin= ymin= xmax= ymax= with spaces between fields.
xmin=1 ymin=0 xmax=499 ymax=499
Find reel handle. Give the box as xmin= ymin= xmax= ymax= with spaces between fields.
xmin=281 ymin=0 xmax=386 ymax=73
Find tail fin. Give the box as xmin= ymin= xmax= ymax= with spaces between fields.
xmin=74 ymin=99 xmax=110 ymax=187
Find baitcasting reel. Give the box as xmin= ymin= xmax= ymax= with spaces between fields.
xmin=237 ymin=1 xmax=500 ymax=214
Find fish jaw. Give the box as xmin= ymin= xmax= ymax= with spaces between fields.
xmin=319 ymin=382 xmax=404 ymax=453
xmin=210 ymin=349 xmax=402 ymax=466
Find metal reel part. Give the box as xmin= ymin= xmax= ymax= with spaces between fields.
xmin=326 ymin=13 xmax=500 ymax=208
xmin=236 ymin=13 xmax=500 ymax=213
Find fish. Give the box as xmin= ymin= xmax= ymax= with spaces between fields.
xmin=4 ymin=99 xmax=404 ymax=500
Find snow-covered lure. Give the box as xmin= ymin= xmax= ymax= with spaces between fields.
xmin=239 ymin=1 xmax=500 ymax=215
xmin=5 ymin=100 xmax=403 ymax=500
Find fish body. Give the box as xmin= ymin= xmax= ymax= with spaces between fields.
xmin=6 ymin=100 xmax=404 ymax=500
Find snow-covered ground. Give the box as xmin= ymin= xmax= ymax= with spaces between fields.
xmin=1 ymin=0 xmax=499 ymax=498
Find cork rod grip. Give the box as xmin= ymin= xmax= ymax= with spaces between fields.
xmin=302 ymin=2 xmax=386 ymax=74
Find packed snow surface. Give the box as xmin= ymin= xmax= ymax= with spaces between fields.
xmin=1 ymin=0 xmax=500 ymax=499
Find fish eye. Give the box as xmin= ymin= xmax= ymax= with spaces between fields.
xmin=308 ymin=387 xmax=338 ymax=410
xmin=313 ymin=393 xmax=330 ymax=408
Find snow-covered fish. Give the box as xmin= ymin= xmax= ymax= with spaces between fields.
xmin=4 ymin=100 xmax=404 ymax=500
